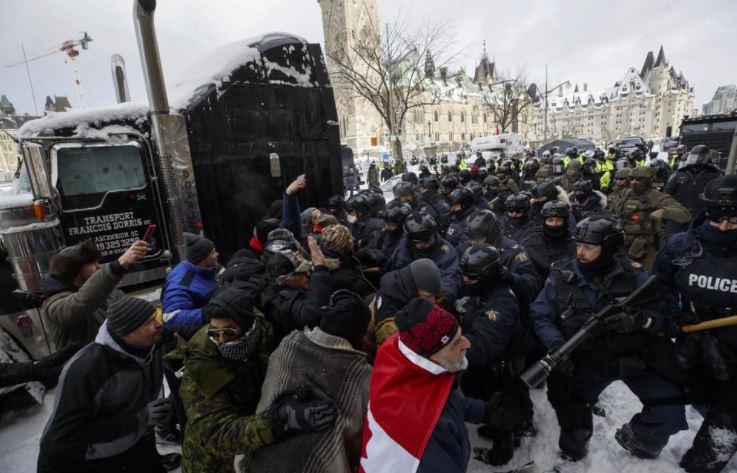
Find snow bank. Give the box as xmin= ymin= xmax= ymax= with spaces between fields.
xmin=18 ymin=103 xmax=149 ymax=138
xmin=169 ymin=32 xmax=312 ymax=110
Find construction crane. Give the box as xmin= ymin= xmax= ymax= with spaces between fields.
xmin=4 ymin=32 xmax=93 ymax=109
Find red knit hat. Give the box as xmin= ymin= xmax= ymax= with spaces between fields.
xmin=396 ymin=298 xmax=459 ymax=357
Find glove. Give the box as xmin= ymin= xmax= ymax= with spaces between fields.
xmin=483 ymin=392 xmax=518 ymax=432
xmin=32 ymin=343 xmax=82 ymax=387
xmin=604 ymin=311 xmax=653 ymax=333
xmin=649 ymin=209 xmax=666 ymax=221
xmin=143 ymin=398 xmax=173 ymax=427
xmin=548 ymin=342 xmax=574 ymax=376
xmin=270 ymin=386 xmax=336 ymax=439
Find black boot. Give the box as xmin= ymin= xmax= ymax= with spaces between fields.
xmin=559 ymin=426 xmax=591 ymax=462
xmin=680 ymin=417 xmax=737 ymax=473
xmin=159 ymin=453 xmax=182 ymax=472
xmin=615 ymin=422 xmax=663 ymax=459
xmin=473 ymin=432 xmax=515 ymax=466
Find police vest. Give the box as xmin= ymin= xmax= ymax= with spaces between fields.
xmin=551 ymin=258 xmax=647 ymax=365
xmin=619 ymin=190 xmax=659 ymax=237
xmin=525 ymin=232 xmax=576 ymax=276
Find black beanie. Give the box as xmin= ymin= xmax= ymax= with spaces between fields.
xmin=319 ymin=290 xmax=371 ymax=343
xmin=184 ymin=232 xmax=215 ymax=264
xmin=203 ymin=286 xmax=255 ymax=331
xmin=255 ymin=218 xmax=280 ymax=244
xmin=107 ymin=296 xmax=156 ymax=338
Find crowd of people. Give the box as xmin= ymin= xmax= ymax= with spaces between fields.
xmin=8 ymin=142 xmax=737 ymax=473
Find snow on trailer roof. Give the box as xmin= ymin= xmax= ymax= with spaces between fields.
xmin=19 ymin=32 xmax=314 ymax=136
xmin=168 ymin=31 xmax=313 ymax=110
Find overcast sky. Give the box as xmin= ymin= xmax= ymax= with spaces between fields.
xmin=1 ymin=0 xmax=735 ymax=117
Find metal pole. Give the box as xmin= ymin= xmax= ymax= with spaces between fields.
xmin=21 ymin=43 xmax=39 ymax=116
xmin=727 ymin=123 xmax=737 ymax=175
xmin=544 ymin=65 xmax=548 ymax=143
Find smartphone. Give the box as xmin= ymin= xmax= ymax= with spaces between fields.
xmin=298 ymin=173 xmax=306 ymax=181
xmin=142 ymin=224 xmax=157 ymax=242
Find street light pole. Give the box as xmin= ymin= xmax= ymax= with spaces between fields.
xmin=542 ymin=64 xmax=570 ymax=143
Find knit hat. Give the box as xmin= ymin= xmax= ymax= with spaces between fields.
xmin=266 ymin=250 xmax=312 ymax=277
xmin=184 ymin=232 xmax=215 ymax=264
xmin=203 ymin=286 xmax=255 ymax=331
xmin=50 ymin=239 xmax=101 ymax=284
xmin=409 ymin=258 xmax=442 ymax=296
xmin=319 ymin=290 xmax=371 ymax=343
xmin=395 ymin=298 xmax=459 ymax=358
xmin=320 ymin=224 xmax=354 ymax=256
xmin=107 ymin=296 xmax=156 ymax=338
xmin=301 ymin=208 xmax=318 ymax=227
xmin=255 ymin=218 xmax=280 ymax=244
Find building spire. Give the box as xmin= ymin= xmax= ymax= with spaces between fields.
xmin=482 ymin=40 xmax=487 ymax=60
xmin=654 ymin=45 xmax=666 ymax=67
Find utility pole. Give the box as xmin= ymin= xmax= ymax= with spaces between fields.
xmin=543 ymin=64 xmax=570 ymax=143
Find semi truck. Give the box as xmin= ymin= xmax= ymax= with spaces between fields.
xmin=0 ymin=0 xmax=344 ymax=387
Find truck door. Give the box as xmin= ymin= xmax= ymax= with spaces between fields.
xmin=50 ymin=140 xmax=169 ymax=282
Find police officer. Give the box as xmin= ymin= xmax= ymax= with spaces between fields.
xmin=626 ymin=149 xmax=646 ymax=168
xmin=664 ymin=145 xmax=722 ymax=218
xmin=654 ymin=175 xmax=737 ymax=473
xmin=418 ymin=176 xmax=452 ymax=230
xmin=559 ymin=160 xmax=583 ymax=193
xmin=365 ymin=200 xmax=412 ymax=266
xmin=445 ymin=186 xmax=478 ymax=248
xmin=570 ymin=179 xmax=606 ymax=222
xmin=606 ymin=167 xmax=631 ymax=213
xmin=386 ymin=211 xmax=462 ymax=304
xmin=345 ymin=194 xmax=385 ymax=249
xmin=524 ymin=200 xmax=577 ymax=278
xmin=521 ymin=158 xmax=540 ymax=191
xmin=494 ymin=166 xmax=520 ymax=194
xmin=456 ymin=245 xmax=533 ymax=466
xmin=499 ymin=194 xmax=536 ymax=245
xmin=530 ymin=216 xmax=687 ymax=461
xmin=462 ymin=210 xmax=542 ymax=311
xmin=440 ymin=174 xmax=459 ymax=203
xmin=327 ymin=194 xmax=348 ymax=225
xmin=648 ymin=158 xmax=671 ymax=191
xmin=614 ymin=166 xmax=691 ymax=269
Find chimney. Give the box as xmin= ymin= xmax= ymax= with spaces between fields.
xmin=440 ymin=67 xmax=448 ymax=84
xmin=583 ymin=82 xmax=588 ymax=92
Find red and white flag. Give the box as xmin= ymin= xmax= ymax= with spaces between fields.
xmin=360 ymin=333 xmax=455 ymax=473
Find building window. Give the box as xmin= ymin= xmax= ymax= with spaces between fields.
xmin=483 ymin=113 xmax=487 ymax=123
xmin=461 ymin=112 xmax=465 ymax=123
xmin=448 ymin=111 xmax=452 ymax=122
xmin=435 ymin=132 xmax=440 ymax=142
xmin=434 ymin=111 xmax=439 ymax=122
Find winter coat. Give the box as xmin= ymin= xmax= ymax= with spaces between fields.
xmin=368 ymin=165 xmax=380 ymax=188
xmin=417 ymin=384 xmax=485 ymax=473
xmin=38 ymin=321 xmax=165 ymax=473
xmin=386 ymin=235 xmax=462 ymax=303
xmin=161 ymin=260 xmax=218 ymax=339
xmin=163 ymin=319 xmax=276 ymax=473
xmin=351 ymin=216 xmax=386 ymax=249
xmin=569 ymin=190 xmax=607 ymax=221
xmin=498 ymin=215 xmax=537 ymax=246
xmin=322 ymin=251 xmax=374 ymax=297
xmin=41 ymin=262 xmax=125 ymax=349
xmin=419 ymin=191 xmax=452 ymax=230
xmin=239 ymin=327 xmax=371 ymax=473
xmin=259 ymin=265 xmax=334 ymax=342
xmin=664 ymin=164 xmax=722 ymax=217
xmin=365 ymin=265 xmax=420 ymax=351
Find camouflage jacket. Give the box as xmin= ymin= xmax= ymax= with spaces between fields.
xmin=164 ymin=317 xmax=275 ymax=473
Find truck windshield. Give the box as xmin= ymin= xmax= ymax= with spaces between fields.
xmin=619 ymin=138 xmax=642 ymax=146
xmin=56 ymin=145 xmax=146 ymax=209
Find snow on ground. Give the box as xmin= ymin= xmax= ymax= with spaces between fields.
xmin=2 ymin=380 xmax=736 ymax=472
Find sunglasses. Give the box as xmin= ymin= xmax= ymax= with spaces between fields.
xmin=207 ymin=327 xmax=239 ymax=340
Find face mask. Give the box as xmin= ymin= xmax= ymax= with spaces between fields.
xmin=211 ymin=318 xmax=263 ymax=362
xmin=543 ymin=223 xmax=568 ymax=240
xmin=631 ymin=181 xmax=647 ymax=193
xmin=702 ymin=221 xmax=737 ymax=247
xmin=347 ymin=215 xmax=357 ymax=224
xmin=578 ymin=252 xmax=615 ymax=276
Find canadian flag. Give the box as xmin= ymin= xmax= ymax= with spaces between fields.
xmin=359 ymin=334 xmax=455 ymax=473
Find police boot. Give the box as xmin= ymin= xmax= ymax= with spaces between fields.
xmin=474 ymin=432 xmax=516 ymax=466
xmin=614 ymin=422 xmax=663 ymax=459
xmin=559 ymin=426 xmax=592 ymax=462
xmin=680 ymin=417 xmax=737 ymax=473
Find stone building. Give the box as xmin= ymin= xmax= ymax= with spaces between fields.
xmin=317 ymin=0 xmax=528 ymax=156
xmin=703 ymin=85 xmax=737 ymax=116
xmin=528 ymin=46 xmax=694 ymax=143
xmin=0 ymin=96 xmax=41 ymax=182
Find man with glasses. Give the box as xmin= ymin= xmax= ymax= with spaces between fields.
xmin=164 ymin=285 xmax=336 ymax=473
xmin=654 ymin=175 xmax=737 ymax=473
xmin=530 ymin=216 xmax=687 ymax=462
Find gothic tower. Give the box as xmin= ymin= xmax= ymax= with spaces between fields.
xmin=317 ymin=0 xmax=383 ymax=153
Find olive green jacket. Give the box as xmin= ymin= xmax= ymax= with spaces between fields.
xmin=164 ymin=317 xmax=275 ymax=473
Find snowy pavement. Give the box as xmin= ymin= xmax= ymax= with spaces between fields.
xmin=2 ymin=380 xmax=735 ymax=472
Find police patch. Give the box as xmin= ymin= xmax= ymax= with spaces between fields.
xmin=485 ymin=310 xmax=498 ymax=321
xmin=515 ymin=252 xmax=529 ymax=263
xmin=441 ymin=244 xmax=450 ymax=253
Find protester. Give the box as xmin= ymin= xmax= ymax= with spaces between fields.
xmin=38 ymin=296 xmax=180 ymax=473
xmin=42 ymin=239 xmax=150 ymax=348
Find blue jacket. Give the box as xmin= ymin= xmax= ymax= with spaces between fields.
xmin=417 ymin=385 xmax=485 ymax=473
xmin=530 ymin=257 xmax=660 ymax=351
xmin=162 ymin=260 xmax=218 ymax=338
xmin=387 ymin=235 xmax=462 ymax=303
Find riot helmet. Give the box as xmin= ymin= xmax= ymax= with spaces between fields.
xmin=552 ymin=156 xmax=566 ymax=176
xmin=460 ymin=244 xmax=503 ymax=282
xmin=403 ymin=211 xmax=438 ymax=246
xmin=572 ymin=216 xmax=624 ymax=255
xmin=441 ymin=174 xmax=459 ymax=194
xmin=449 ymin=186 xmax=476 ymax=215
xmin=701 ymin=175 xmax=737 ymax=225
xmin=465 ymin=210 xmax=502 ymax=246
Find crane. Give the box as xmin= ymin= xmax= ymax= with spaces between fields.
xmin=4 ymin=32 xmax=93 ymax=109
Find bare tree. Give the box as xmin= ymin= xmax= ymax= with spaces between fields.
xmin=326 ymin=4 xmax=460 ymax=160
xmin=482 ymin=70 xmax=537 ymax=133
